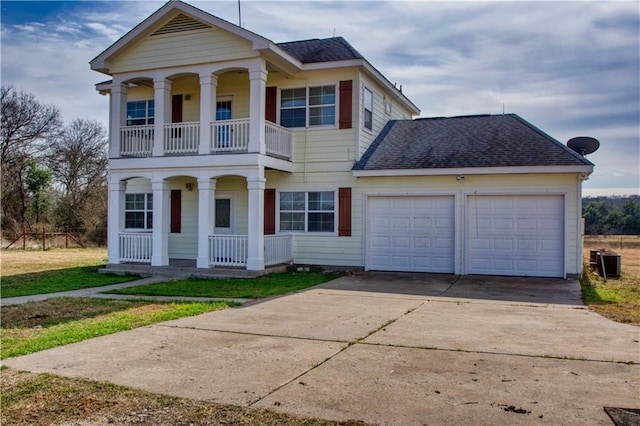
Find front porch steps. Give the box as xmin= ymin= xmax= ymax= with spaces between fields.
xmin=100 ymin=261 xmax=288 ymax=279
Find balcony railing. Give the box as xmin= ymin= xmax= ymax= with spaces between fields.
xmin=211 ymin=119 xmax=250 ymax=153
xmin=265 ymin=121 xmax=293 ymax=159
xmin=119 ymin=233 xmax=152 ymax=263
xmin=119 ymin=119 xmax=291 ymax=160
xmin=120 ymin=125 xmax=153 ymax=157
xmin=164 ymin=122 xmax=199 ymax=154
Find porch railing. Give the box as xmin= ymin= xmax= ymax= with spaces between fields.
xmin=211 ymin=119 xmax=250 ymax=153
xmin=209 ymin=235 xmax=248 ymax=267
xmin=208 ymin=234 xmax=293 ymax=267
xmin=164 ymin=122 xmax=199 ymax=154
xmin=120 ymin=125 xmax=154 ymax=157
xmin=264 ymin=234 xmax=293 ymax=266
xmin=119 ymin=233 xmax=152 ymax=263
xmin=265 ymin=121 xmax=292 ymax=159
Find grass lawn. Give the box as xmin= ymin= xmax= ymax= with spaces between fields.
xmin=105 ymin=271 xmax=340 ymax=298
xmin=581 ymin=236 xmax=640 ymax=325
xmin=1 ymin=298 xmax=233 ymax=359
xmin=1 ymin=248 xmax=138 ymax=298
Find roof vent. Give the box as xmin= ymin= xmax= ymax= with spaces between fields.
xmin=152 ymin=14 xmax=210 ymax=36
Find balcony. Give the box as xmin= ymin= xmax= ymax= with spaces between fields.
xmin=119 ymin=119 xmax=292 ymax=159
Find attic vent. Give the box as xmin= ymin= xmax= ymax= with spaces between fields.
xmin=152 ymin=14 xmax=210 ymax=36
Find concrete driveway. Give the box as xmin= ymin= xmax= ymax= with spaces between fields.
xmin=4 ymin=273 xmax=639 ymax=425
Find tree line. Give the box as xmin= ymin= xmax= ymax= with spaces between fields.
xmin=583 ymin=195 xmax=640 ymax=235
xmin=1 ymin=86 xmax=108 ymax=245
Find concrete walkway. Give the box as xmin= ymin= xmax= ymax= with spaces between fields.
xmin=4 ymin=273 xmax=639 ymax=425
xmin=0 ymin=276 xmax=250 ymax=305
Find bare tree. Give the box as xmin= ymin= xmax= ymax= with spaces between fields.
xmin=49 ymin=119 xmax=108 ymax=233
xmin=1 ymin=86 xmax=62 ymax=232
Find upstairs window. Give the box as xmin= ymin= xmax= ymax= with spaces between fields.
xmin=363 ymin=88 xmax=373 ymax=130
xmin=125 ymin=193 xmax=153 ymax=229
xmin=280 ymin=86 xmax=335 ymax=128
xmin=279 ymin=191 xmax=335 ymax=232
xmin=127 ymin=100 xmax=155 ymax=126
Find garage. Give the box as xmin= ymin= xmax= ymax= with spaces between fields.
xmin=466 ymin=195 xmax=564 ymax=277
xmin=367 ymin=196 xmax=455 ymax=273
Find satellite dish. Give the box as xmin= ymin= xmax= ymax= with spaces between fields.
xmin=567 ymin=136 xmax=600 ymax=156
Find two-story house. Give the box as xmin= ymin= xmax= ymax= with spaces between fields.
xmin=92 ymin=0 xmax=593 ymax=278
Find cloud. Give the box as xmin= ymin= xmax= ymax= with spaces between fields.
xmin=1 ymin=0 xmax=637 ymax=194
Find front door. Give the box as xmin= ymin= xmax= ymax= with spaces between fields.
xmin=215 ymin=197 xmax=233 ymax=234
xmin=215 ymin=97 xmax=232 ymax=148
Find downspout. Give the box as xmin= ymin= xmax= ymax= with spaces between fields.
xmin=577 ymin=173 xmax=589 ymax=276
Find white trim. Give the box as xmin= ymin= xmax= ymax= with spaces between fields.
xmin=353 ymin=165 xmax=594 ymax=177
xmin=109 ymin=153 xmax=293 ymax=175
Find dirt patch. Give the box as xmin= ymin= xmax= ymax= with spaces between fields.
xmin=1 ymin=368 xmax=368 ymax=426
xmin=1 ymin=298 xmax=161 ymax=329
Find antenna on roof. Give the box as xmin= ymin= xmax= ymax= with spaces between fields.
xmin=502 ymin=103 xmax=505 ymax=115
xmin=567 ymin=136 xmax=600 ymax=156
xmin=333 ymin=28 xmax=336 ymax=37
xmin=238 ymin=0 xmax=242 ymax=27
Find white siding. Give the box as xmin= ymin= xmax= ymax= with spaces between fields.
xmin=111 ymin=28 xmax=258 ymax=74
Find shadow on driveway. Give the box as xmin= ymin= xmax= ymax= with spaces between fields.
xmin=315 ymin=272 xmax=584 ymax=306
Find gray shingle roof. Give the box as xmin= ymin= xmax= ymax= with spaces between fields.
xmin=353 ymin=114 xmax=593 ymax=171
xmin=277 ymin=37 xmax=364 ymax=63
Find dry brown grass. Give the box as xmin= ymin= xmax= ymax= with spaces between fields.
xmin=583 ymin=235 xmax=640 ymax=325
xmin=1 ymin=368 xmax=368 ymax=426
xmin=1 ymin=248 xmax=108 ymax=277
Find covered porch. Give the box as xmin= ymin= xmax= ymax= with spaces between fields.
xmin=107 ymin=170 xmax=293 ymax=272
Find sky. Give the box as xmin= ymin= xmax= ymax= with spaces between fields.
xmin=1 ymin=0 xmax=639 ymax=197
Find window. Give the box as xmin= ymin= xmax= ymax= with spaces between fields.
xmin=125 ymin=193 xmax=153 ymax=229
xmin=280 ymin=86 xmax=335 ymax=128
xmin=363 ymin=88 xmax=373 ymax=130
xmin=279 ymin=191 xmax=335 ymax=232
xmin=126 ymin=100 xmax=154 ymax=126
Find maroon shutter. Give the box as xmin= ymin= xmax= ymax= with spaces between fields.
xmin=171 ymin=95 xmax=183 ymax=123
xmin=338 ymin=187 xmax=352 ymax=236
xmin=265 ymin=86 xmax=277 ymax=123
xmin=339 ymin=80 xmax=353 ymax=129
xmin=264 ymin=188 xmax=276 ymax=235
xmin=170 ymin=190 xmax=181 ymax=233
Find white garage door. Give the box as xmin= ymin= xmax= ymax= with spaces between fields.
xmin=367 ymin=196 xmax=455 ymax=273
xmin=466 ymin=195 xmax=564 ymax=277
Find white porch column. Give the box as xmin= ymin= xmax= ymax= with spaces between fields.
xmin=248 ymin=65 xmax=267 ymax=154
xmin=107 ymin=179 xmax=126 ymax=264
xmin=197 ymin=177 xmax=216 ymax=268
xmin=199 ymin=74 xmax=218 ymax=155
xmin=246 ymin=175 xmax=265 ymax=271
xmin=151 ymin=178 xmax=170 ymax=266
xmin=109 ymin=83 xmax=127 ymax=158
xmin=153 ymin=78 xmax=172 ymax=157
